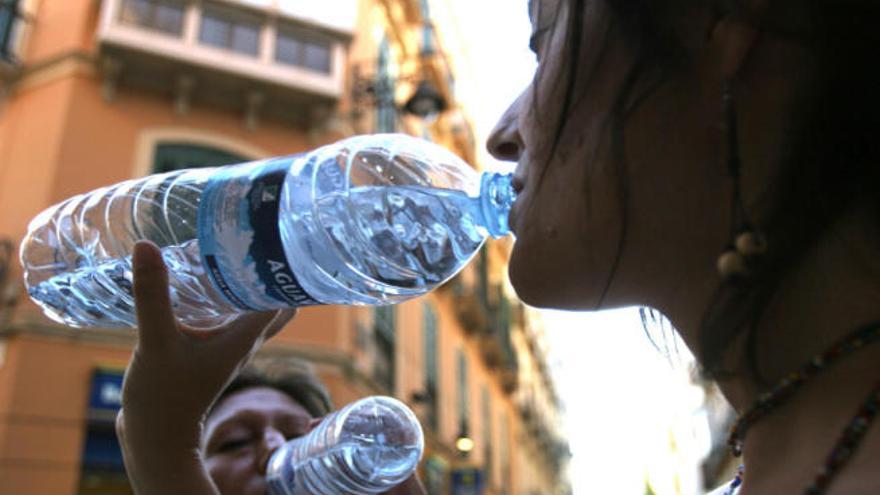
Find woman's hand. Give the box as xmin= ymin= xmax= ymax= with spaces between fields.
xmin=116 ymin=240 xmax=294 ymax=495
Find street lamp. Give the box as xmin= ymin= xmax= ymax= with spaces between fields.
xmin=455 ymin=422 xmax=475 ymax=455
xmin=350 ymin=65 xmax=449 ymax=122
xmin=402 ymin=80 xmax=448 ymax=119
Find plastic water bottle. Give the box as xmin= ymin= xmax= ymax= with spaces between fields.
xmin=266 ymin=396 xmax=423 ymax=495
xmin=20 ymin=134 xmax=515 ymax=328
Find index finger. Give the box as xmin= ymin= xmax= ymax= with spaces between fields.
xmin=132 ymin=240 xmax=178 ymax=351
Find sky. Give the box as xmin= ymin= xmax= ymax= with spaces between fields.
xmin=439 ymin=1 xmax=715 ymax=493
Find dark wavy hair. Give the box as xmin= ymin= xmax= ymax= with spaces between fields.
xmin=209 ymin=357 xmax=333 ymax=419
xmin=539 ymin=0 xmax=880 ymax=380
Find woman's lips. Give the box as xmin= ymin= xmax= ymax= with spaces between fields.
xmin=511 ymin=175 xmax=525 ymax=194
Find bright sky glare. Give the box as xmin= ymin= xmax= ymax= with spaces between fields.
xmin=441 ymin=1 xmax=714 ymax=493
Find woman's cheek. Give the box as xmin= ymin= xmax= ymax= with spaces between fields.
xmin=507 ymin=209 xmax=583 ymax=307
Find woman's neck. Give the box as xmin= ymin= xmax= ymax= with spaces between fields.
xmin=713 ymin=201 xmax=880 ymax=493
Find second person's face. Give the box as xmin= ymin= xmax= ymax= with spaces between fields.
xmin=203 ymin=387 xmax=314 ymax=495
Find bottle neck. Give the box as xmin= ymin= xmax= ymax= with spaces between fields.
xmin=479 ymin=172 xmax=516 ymax=238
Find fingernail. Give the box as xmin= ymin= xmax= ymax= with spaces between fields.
xmin=133 ymin=241 xmax=160 ymax=266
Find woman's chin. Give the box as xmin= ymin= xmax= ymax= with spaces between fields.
xmin=508 ymin=259 xmax=596 ymax=310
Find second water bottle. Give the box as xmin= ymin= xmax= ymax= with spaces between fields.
xmin=265 ymin=396 xmax=424 ymax=495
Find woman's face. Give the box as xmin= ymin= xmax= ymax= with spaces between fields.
xmin=203 ymin=386 xmax=314 ymax=495
xmin=489 ymin=0 xmax=808 ymax=319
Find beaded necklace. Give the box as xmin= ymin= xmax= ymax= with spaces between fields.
xmin=725 ymin=321 xmax=880 ymax=494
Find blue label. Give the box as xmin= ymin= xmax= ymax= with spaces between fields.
xmin=197 ymin=157 xmax=319 ymax=311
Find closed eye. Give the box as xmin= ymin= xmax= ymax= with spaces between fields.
xmin=216 ymin=437 xmax=253 ymax=453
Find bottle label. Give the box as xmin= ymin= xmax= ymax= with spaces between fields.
xmin=197 ymin=156 xmax=319 ymax=311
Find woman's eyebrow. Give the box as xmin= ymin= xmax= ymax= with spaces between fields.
xmin=277 ymin=414 xmax=312 ymax=433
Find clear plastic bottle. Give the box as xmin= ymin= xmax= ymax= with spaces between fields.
xmin=20 ymin=134 xmax=515 ymax=328
xmin=265 ymin=396 xmax=423 ymax=495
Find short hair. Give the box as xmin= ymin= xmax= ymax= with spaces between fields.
xmin=209 ymin=356 xmax=333 ymax=419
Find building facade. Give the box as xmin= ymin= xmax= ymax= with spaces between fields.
xmin=0 ymin=0 xmax=569 ymax=493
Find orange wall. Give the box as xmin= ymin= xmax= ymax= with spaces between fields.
xmin=0 ymin=76 xmax=74 ymax=240
xmin=24 ymin=0 xmax=98 ymax=61
xmin=275 ymin=306 xmax=351 ymax=350
xmin=0 ymin=335 xmax=131 ymax=494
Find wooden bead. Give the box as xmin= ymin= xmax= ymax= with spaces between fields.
xmin=718 ymin=250 xmax=747 ymax=279
xmin=735 ymin=231 xmax=767 ymax=256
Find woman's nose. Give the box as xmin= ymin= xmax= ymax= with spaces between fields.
xmin=257 ymin=428 xmax=287 ymax=475
xmin=487 ymin=99 xmax=525 ymax=162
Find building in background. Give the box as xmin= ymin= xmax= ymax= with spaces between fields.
xmin=700 ymin=381 xmax=738 ymax=492
xmin=0 ymin=0 xmax=569 ymax=494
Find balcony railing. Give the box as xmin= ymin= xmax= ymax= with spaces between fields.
xmin=460 ymin=284 xmax=519 ymax=392
xmin=96 ymin=0 xmax=354 ymax=117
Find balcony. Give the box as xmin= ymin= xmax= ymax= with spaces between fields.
xmin=515 ymin=392 xmax=570 ymax=472
xmin=443 ymin=254 xmax=520 ymax=393
xmin=96 ymin=0 xmax=356 ymax=124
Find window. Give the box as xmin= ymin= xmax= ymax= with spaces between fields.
xmin=119 ymin=0 xmax=185 ymax=36
xmin=373 ymin=306 xmax=396 ymax=393
xmin=199 ymin=5 xmax=260 ymax=56
xmin=481 ymin=385 xmax=493 ymax=479
xmin=423 ymin=302 xmax=439 ymax=431
xmin=419 ymin=0 xmax=434 ymax=55
xmin=152 ymin=143 xmax=247 ymax=173
xmin=500 ymin=412 xmax=511 ymax=494
xmin=375 ymin=37 xmax=396 ymax=133
xmin=276 ymin=29 xmax=331 ymax=74
xmin=78 ymin=369 xmax=133 ymax=495
xmin=0 ymin=0 xmax=19 ymax=61
xmin=456 ymin=348 xmax=469 ymax=426
xmin=477 ymin=246 xmax=489 ymax=309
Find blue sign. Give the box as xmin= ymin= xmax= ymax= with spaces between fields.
xmin=451 ymin=468 xmax=484 ymax=495
xmin=83 ymin=369 xmax=126 ymax=472
xmin=88 ymin=369 xmax=123 ymax=417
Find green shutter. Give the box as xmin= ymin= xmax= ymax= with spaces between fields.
xmin=0 ymin=0 xmax=21 ymax=61
xmin=373 ymin=306 xmax=396 ymax=392
xmin=482 ymin=385 xmax=493 ymax=477
xmin=153 ymin=143 xmax=247 ymax=174
xmin=457 ymin=349 xmax=468 ymax=424
xmin=423 ymin=302 xmax=439 ymax=430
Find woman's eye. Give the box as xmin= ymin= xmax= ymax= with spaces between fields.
xmin=217 ymin=437 xmax=252 ymax=452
